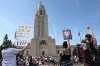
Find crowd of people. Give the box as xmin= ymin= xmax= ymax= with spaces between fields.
xmin=16 ymin=55 xmax=82 ymax=66
xmin=0 ymin=53 xmax=83 ymax=66
xmin=59 ymin=26 xmax=100 ymax=66
xmin=16 ymin=55 xmax=58 ymax=66
xmin=0 ymin=26 xmax=100 ymax=66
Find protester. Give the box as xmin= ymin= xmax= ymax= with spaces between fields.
xmin=82 ymin=27 xmax=99 ymax=66
xmin=29 ymin=56 xmax=33 ymax=66
xmin=1 ymin=40 xmax=30 ymax=66
xmin=59 ymin=40 xmax=73 ymax=66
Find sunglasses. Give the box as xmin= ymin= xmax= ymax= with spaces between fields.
xmin=85 ymin=37 xmax=92 ymax=42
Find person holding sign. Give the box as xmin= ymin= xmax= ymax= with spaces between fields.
xmin=1 ymin=40 xmax=30 ymax=66
xmin=59 ymin=40 xmax=73 ymax=66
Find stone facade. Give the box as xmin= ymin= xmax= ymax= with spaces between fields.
xmin=16 ymin=45 xmax=75 ymax=57
xmin=16 ymin=3 xmax=75 ymax=57
xmin=30 ymin=2 xmax=57 ymax=56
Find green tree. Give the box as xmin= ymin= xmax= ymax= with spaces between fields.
xmin=3 ymin=34 xmax=8 ymax=42
xmin=0 ymin=45 xmax=2 ymax=59
xmin=72 ymin=47 xmax=78 ymax=56
xmin=0 ymin=45 xmax=1 ymax=51
xmin=9 ymin=40 xmax=12 ymax=44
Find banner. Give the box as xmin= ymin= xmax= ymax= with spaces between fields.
xmin=15 ymin=25 xmax=32 ymax=40
xmin=63 ymin=29 xmax=72 ymax=40
xmin=14 ymin=25 xmax=33 ymax=46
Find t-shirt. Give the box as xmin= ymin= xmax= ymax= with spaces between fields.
xmin=2 ymin=48 xmax=19 ymax=66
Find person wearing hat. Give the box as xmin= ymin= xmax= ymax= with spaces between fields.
xmin=1 ymin=40 xmax=30 ymax=66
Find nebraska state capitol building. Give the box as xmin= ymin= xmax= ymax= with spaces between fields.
xmin=16 ymin=3 xmax=75 ymax=57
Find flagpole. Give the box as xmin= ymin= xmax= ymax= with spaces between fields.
xmin=78 ymin=32 xmax=82 ymax=43
xmin=80 ymin=35 xmax=82 ymax=43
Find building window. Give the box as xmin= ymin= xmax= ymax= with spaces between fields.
xmin=40 ymin=40 xmax=46 ymax=45
xmin=20 ymin=42 xmax=21 ymax=45
xmin=17 ymin=42 xmax=18 ymax=45
xmin=26 ymin=50 xmax=29 ymax=56
xmin=57 ymin=50 xmax=59 ymax=54
xmin=42 ymin=51 xmax=45 ymax=55
xmin=38 ymin=20 xmax=40 ymax=36
xmin=41 ymin=20 xmax=44 ymax=36
xmin=26 ymin=51 xmax=28 ymax=54
xmin=40 ymin=10 xmax=42 ymax=15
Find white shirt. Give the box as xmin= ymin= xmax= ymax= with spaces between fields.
xmin=2 ymin=48 xmax=19 ymax=66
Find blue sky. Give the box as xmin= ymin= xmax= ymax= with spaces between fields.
xmin=0 ymin=0 xmax=100 ymax=45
